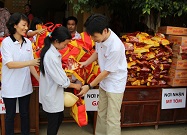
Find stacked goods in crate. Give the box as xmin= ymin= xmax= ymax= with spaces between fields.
xmin=122 ymin=32 xmax=172 ymax=86
xmin=158 ymin=26 xmax=187 ymax=36
xmin=158 ymin=26 xmax=187 ymax=86
xmin=168 ymin=35 xmax=187 ymax=86
xmin=169 ymin=36 xmax=187 ymax=60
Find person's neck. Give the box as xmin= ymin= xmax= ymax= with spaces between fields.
xmin=102 ymin=30 xmax=111 ymax=42
xmin=13 ymin=33 xmax=22 ymax=42
xmin=71 ymin=31 xmax=76 ymax=36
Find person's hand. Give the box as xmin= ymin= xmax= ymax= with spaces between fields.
xmin=37 ymin=28 xmax=46 ymax=35
xmin=74 ymin=83 xmax=81 ymax=91
xmin=29 ymin=58 xmax=40 ymax=66
xmin=79 ymin=61 xmax=87 ymax=68
xmin=68 ymin=76 xmax=73 ymax=82
xmin=77 ymin=85 xmax=89 ymax=97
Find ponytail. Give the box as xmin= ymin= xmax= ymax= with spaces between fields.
xmin=39 ymin=36 xmax=51 ymax=76
xmin=39 ymin=26 xmax=72 ymax=76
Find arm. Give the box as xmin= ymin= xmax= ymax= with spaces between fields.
xmin=2 ymin=38 xmax=40 ymax=69
xmin=6 ymin=58 xmax=40 ymax=69
xmin=78 ymin=50 xmax=123 ymax=96
xmin=27 ymin=30 xmax=38 ymax=37
xmin=89 ymin=70 xmax=109 ymax=87
xmin=45 ymin=57 xmax=80 ymax=89
xmin=77 ymin=70 xmax=109 ymax=96
xmin=27 ymin=29 xmax=46 ymax=37
xmin=30 ymin=66 xmax=39 ymax=82
xmin=68 ymin=83 xmax=81 ymax=90
xmin=80 ymin=51 xmax=98 ymax=67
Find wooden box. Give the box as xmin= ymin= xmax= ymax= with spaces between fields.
xmin=169 ymin=68 xmax=187 ymax=78
xmin=158 ymin=26 xmax=187 ymax=36
xmin=171 ymin=58 xmax=187 ymax=69
xmin=168 ymin=78 xmax=187 ymax=86
xmin=169 ymin=35 xmax=187 ymax=45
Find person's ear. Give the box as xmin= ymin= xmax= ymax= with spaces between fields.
xmin=55 ymin=39 xmax=59 ymax=43
xmin=103 ymin=28 xmax=108 ymax=34
xmin=53 ymin=39 xmax=59 ymax=44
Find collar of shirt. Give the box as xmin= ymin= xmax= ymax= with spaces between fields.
xmin=101 ymin=29 xmax=112 ymax=47
xmin=10 ymin=35 xmax=26 ymax=45
xmin=50 ymin=44 xmax=62 ymax=58
xmin=72 ymin=31 xmax=81 ymax=40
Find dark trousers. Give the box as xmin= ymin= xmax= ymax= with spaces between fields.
xmin=46 ymin=111 xmax=64 ymax=135
xmin=3 ymin=94 xmax=31 ymax=135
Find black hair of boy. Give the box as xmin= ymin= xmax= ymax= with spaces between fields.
xmin=84 ymin=14 xmax=109 ymax=36
xmin=24 ymin=4 xmax=32 ymax=11
xmin=66 ymin=16 xmax=78 ymax=25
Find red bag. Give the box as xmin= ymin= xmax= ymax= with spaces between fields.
xmin=35 ymin=22 xmax=62 ymax=48
xmin=70 ymin=90 xmax=88 ymax=127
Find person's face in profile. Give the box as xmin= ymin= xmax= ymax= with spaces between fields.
xmin=67 ymin=20 xmax=77 ymax=33
xmin=55 ymin=39 xmax=71 ymax=50
xmin=91 ymin=28 xmax=109 ymax=43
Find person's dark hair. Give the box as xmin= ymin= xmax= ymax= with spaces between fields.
xmin=6 ymin=12 xmax=29 ymax=35
xmin=0 ymin=1 xmax=4 ymax=8
xmin=66 ymin=16 xmax=78 ymax=25
xmin=24 ymin=4 xmax=32 ymax=15
xmin=30 ymin=17 xmax=43 ymax=30
xmin=40 ymin=26 xmax=72 ymax=76
xmin=25 ymin=4 xmax=31 ymax=10
xmin=84 ymin=14 xmax=109 ymax=35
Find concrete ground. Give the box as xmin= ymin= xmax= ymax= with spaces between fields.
xmin=36 ymin=122 xmax=187 ymax=135
xmin=14 ymin=108 xmax=187 ymax=135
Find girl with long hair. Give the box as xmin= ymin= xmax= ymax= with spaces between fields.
xmin=39 ymin=26 xmax=81 ymax=135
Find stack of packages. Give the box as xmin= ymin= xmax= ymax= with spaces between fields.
xmin=158 ymin=26 xmax=187 ymax=86
xmin=122 ymin=32 xmax=172 ymax=86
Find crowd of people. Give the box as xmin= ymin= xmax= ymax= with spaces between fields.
xmin=0 ymin=1 xmax=130 ymax=134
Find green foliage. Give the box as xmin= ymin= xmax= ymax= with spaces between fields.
xmin=130 ymin=0 xmax=187 ymax=17
xmin=66 ymin=0 xmax=127 ymax=14
xmin=67 ymin=0 xmax=187 ymax=17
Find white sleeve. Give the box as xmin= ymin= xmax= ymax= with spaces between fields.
xmin=45 ymin=57 xmax=70 ymax=88
xmin=1 ymin=39 xmax=13 ymax=65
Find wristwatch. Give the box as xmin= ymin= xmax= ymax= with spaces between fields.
xmin=88 ymin=84 xmax=93 ymax=89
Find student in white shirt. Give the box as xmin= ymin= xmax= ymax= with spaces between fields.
xmin=39 ymin=26 xmax=81 ymax=135
xmin=66 ymin=16 xmax=81 ymax=40
xmin=1 ymin=12 xmax=40 ymax=135
xmin=78 ymin=14 xmax=128 ymax=135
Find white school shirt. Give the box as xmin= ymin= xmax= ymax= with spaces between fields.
xmin=96 ymin=29 xmax=128 ymax=93
xmin=1 ymin=35 xmax=33 ymax=98
xmin=39 ymin=45 xmax=70 ymax=113
xmin=72 ymin=31 xmax=81 ymax=40
xmin=27 ymin=30 xmax=37 ymax=42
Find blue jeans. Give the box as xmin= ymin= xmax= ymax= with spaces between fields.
xmin=3 ymin=94 xmax=31 ymax=135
